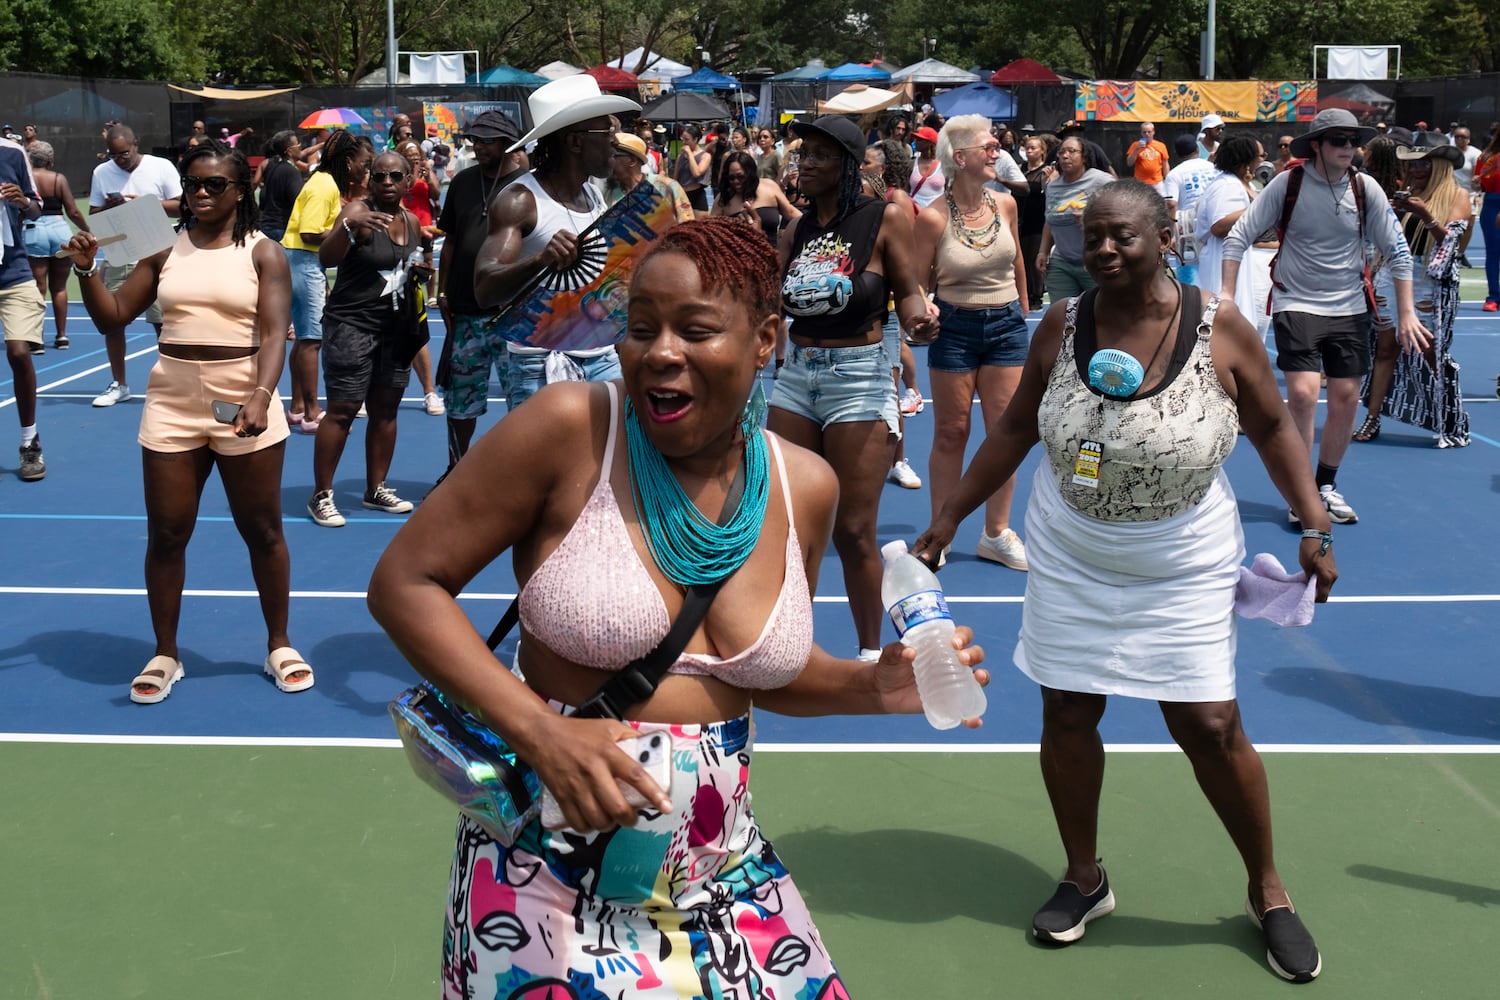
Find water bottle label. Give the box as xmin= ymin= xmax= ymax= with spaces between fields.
xmin=888 ymin=589 xmax=952 ymax=636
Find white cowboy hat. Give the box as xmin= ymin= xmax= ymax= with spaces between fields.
xmin=507 ymin=76 xmax=641 ymax=153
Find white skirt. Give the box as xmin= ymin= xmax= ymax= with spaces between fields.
xmin=1014 ymin=465 xmax=1245 ymax=702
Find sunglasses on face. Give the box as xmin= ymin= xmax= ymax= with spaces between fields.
xmin=1279 ymin=142 xmax=1291 ymax=148
xmin=1321 ymin=135 xmax=1357 ymax=148
xmin=369 ymin=170 xmax=408 ymax=183
xmin=180 ymin=175 xmax=235 ymax=195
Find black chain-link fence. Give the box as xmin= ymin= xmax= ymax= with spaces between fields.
xmin=6 ymin=69 xmax=1500 ymax=196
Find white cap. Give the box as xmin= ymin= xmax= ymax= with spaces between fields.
xmin=881 ymin=539 xmax=910 ymax=562
xmin=1200 ymin=113 xmax=1225 ymax=130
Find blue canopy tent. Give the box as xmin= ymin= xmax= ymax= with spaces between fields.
xmin=468 ymin=64 xmax=547 ymax=87
xmin=768 ymin=60 xmax=827 ymax=82
xmin=814 ymin=62 xmax=892 ymax=83
xmin=931 ymin=82 xmax=1016 ymax=121
xmin=673 ymin=67 xmax=740 ymax=92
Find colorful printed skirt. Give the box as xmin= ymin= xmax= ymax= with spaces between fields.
xmin=440 ymin=712 xmax=849 ymax=1000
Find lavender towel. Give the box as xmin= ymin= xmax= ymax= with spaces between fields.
xmin=1234 ymin=552 xmax=1317 ymax=627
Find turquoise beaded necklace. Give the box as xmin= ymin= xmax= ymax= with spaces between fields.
xmin=625 ymin=397 xmax=769 ymax=587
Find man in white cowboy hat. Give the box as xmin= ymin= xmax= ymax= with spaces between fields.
xmin=1220 ymin=107 xmax=1429 ymax=528
xmin=473 ymin=75 xmax=640 ymax=409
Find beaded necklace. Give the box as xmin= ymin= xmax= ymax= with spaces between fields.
xmin=946 ymin=188 xmax=1003 ymax=251
xmin=625 ymin=398 xmax=769 ymax=587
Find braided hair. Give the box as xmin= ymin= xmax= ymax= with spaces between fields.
xmin=874 ymin=138 xmax=912 ymax=195
xmin=834 ymin=149 xmax=864 ymax=224
xmin=320 ymin=128 xmax=373 ymax=198
xmin=178 ymin=140 xmax=259 ymax=246
xmin=639 ymin=218 xmax=780 ymax=317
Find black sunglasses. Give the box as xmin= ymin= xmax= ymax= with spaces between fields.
xmin=369 ymin=170 xmax=409 ymax=183
xmin=180 ymin=175 xmax=235 ymax=195
xmin=1321 ymin=135 xmax=1357 ymax=148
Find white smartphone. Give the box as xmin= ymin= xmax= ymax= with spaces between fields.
xmin=539 ymin=730 xmax=672 ymax=830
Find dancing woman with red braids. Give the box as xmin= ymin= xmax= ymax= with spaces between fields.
xmin=369 ymin=218 xmax=985 ymax=998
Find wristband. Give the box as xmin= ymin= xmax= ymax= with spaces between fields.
xmin=1300 ymin=528 xmax=1332 ymax=556
xmin=343 ymin=219 xmax=359 ymax=245
xmin=73 ymin=261 xmax=99 ymax=279
xmin=253 ymin=385 xmax=274 ymax=401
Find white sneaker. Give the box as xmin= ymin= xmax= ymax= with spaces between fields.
xmin=899 ymin=387 xmax=925 ymax=416
xmin=1320 ymin=485 xmax=1358 ymax=524
xmin=92 ymin=381 xmax=130 ymax=407
xmin=356 ymin=403 xmax=368 ymax=418
xmin=307 ymin=489 xmax=346 ymax=527
xmin=888 ymin=459 xmax=922 ymax=489
xmin=423 ymin=391 xmax=446 ymax=416
xmin=856 ymin=647 xmax=883 ymax=663
xmin=977 ymin=528 xmax=1028 ymax=571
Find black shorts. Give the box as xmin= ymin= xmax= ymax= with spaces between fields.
xmin=1271 ymin=310 xmax=1370 ymax=379
xmin=321 ymin=316 xmax=412 ymax=402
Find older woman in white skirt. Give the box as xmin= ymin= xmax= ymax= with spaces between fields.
xmin=917 ymin=180 xmax=1339 ymax=984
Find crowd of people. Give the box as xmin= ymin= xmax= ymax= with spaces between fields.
xmin=6 ymin=85 xmax=1500 ymax=992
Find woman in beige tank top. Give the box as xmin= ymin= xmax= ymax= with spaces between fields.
xmin=913 ymin=114 xmax=1031 ymax=572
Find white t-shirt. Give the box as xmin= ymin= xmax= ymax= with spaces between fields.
xmin=1194 ymin=173 xmax=1252 ymax=295
xmin=1456 ymin=145 xmax=1481 ymax=193
xmin=89 ymin=153 xmax=182 ymax=208
xmin=1163 ymin=159 xmax=1218 ymax=216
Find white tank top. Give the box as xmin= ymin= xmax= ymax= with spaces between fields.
xmin=507 ymin=172 xmax=611 ymax=357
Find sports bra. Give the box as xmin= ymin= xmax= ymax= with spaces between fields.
xmin=518 ymin=383 xmax=813 ymax=689
xmin=781 ymin=196 xmax=889 ymax=339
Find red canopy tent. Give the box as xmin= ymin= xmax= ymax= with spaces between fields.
xmin=990 ymin=58 xmax=1062 ymax=85
xmin=586 ymin=64 xmax=641 ymax=92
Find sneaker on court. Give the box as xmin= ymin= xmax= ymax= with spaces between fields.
xmin=363 ymin=482 xmax=413 ymax=514
xmin=1248 ymin=898 xmax=1322 ymax=982
xmin=29 ymin=342 xmax=44 ymax=354
xmin=18 ymin=438 xmax=44 ymax=481
xmin=1483 ymin=299 xmax=1499 ymax=312
xmin=976 ymin=528 xmax=1028 ymax=570
xmin=888 ymin=459 xmax=922 ymax=489
xmin=356 ymin=403 xmax=368 ymax=418
xmin=899 ymin=387 xmax=925 ymax=416
xmin=92 ymin=381 xmax=130 ymax=407
xmin=1287 ymin=508 xmax=1299 ymax=525
xmin=856 ymin=648 xmax=882 ymax=663
xmin=53 ymin=335 xmax=69 ymax=349
xmin=423 ymin=391 xmax=446 ymax=416
xmin=307 ymin=489 xmax=346 ymax=527
xmin=1033 ymin=864 xmax=1115 ymax=944
xmin=1319 ymin=485 xmax=1358 ymax=524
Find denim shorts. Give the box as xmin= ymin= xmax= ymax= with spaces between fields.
xmin=769 ymin=341 xmax=900 ymax=436
xmin=507 ymin=349 xmax=621 ymax=411
xmin=880 ymin=310 xmax=901 ymax=370
xmin=929 ymin=299 xmax=1030 ymax=371
xmin=21 ymin=215 xmax=71 ymax=258
xmin=321 ymin=316 xmax=412 ymax=402
xmin=283 ymin=246 xmax=326 ymax=342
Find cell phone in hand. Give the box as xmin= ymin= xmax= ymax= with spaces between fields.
xmin=539 ymin=731 xmax=672 ymax=830
xmin=211 ymin=399 xmax=242 ymax=424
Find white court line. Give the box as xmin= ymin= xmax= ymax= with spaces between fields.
xmin=2 ymin=586 xmax=1498 ymax=605
xmin=0 ymin=733 xmax=1496 ymax=753
xmin=0 ymin=344 xmax=159 ymax=409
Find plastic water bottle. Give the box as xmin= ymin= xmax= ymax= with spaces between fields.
xmin=880 ymin=539 xmax=987 ymax=730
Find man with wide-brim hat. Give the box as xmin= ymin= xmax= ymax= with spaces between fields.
xmin=433 ymin=107 xmax=527 ymax=468
xmin=1221 ymin=105 xmax=1429 ymax=532
xmin=474 ymin=76 xmax=639 ymax=410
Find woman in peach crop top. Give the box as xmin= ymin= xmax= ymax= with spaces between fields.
xmin=369 ymin=219 xmax=987 ymax=999
xmin=69 ymin=142 xmax=312 ymax=705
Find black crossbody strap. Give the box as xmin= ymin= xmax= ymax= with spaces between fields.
xmin=484 ymin=442 xmax=752 ymax=721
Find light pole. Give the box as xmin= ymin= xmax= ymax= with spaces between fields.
xmin=923 ymin=38 xmax=936 ymax=61
xmin=386 ymin=0 xmax=396 ymax=86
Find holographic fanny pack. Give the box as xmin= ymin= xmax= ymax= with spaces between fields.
xmin=389 ymin=683 xmax=542 ymax=844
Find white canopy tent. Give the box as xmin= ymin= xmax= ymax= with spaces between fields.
xmin=608 ymin=48 xmax=692 ymax=84
xmin=535 ymin=60 xmax=584 ymax=81
xmin=890 ymin=58 xmax=980 ymax=85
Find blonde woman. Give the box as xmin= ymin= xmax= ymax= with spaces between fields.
xmin=1356 ymin=136 xmax=1471 ymax=446
xmin=913 ymin=114 xmax=1030 ymax=571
